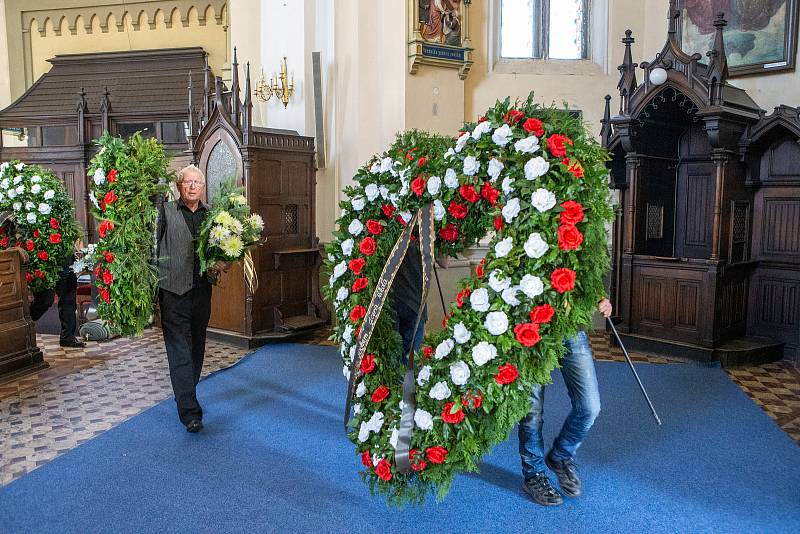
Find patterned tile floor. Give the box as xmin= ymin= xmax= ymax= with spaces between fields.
xmin=1 ymin=327 xmax=797 ymax=489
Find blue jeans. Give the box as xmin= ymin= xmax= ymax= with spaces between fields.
xmin=518 ymin=330 xmax=601 ymax=479
xmin=394 ymin=300 xmax=426 ymax=356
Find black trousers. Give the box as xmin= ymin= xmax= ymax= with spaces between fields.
xmin=30 ymin=265 xmax=78 ymax=344
xmin=159 ymin=284 xmax=212 ymax=425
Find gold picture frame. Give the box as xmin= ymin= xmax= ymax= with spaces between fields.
xmin=408 ymin=0 xmax=474 ymax=79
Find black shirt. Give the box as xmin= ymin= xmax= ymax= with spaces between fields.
xmin=391 ymin=241 xmax=428 ymax=320
xmin=176 ymin=199 xmax=208 ymax=288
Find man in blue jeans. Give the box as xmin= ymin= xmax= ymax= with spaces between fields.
xmin=519 ymin=298 xmax=613 ymax=506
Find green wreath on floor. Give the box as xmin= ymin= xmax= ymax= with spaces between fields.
xmin=323 ymin=94 xmax=614 ymax=505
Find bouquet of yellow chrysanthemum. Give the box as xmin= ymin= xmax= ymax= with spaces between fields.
xmin=197 ymin=178 xmax=264 ymax=290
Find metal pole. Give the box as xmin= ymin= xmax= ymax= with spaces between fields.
xmin=607 ymin=318 xmax=662 ymax=425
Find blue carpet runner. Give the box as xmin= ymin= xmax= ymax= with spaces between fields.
xmin=1 ymin=343 xmax=798 ymax=533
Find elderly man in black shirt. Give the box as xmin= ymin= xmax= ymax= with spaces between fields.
xmin=157 ymin=165 xmax=227 ymax=433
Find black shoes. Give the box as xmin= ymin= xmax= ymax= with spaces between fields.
xmin=185 ymin=419 xmax=203 ymax=433
xmin=523 ymin=472 xmax=564 ymax=506
xmin=545 ymin=452 xmax=582 ymax=497
xmin=60 ymin=338 xmax=86 ymax=348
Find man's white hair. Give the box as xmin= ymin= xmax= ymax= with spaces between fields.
xmin=177 ymin=164 xmax=205 ymax=183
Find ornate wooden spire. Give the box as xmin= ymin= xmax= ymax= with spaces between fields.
xmin=100 ymin=86 xmax=111 ymax=133
xmin=601 ymin=94 xmax=613 ymax=147
xmin=667 ymin=0 xmax=681 ymax=38
xmin=231 ymin=47 xmax=241 ymax=127
xmin=243 ymin=61 xmax=253 ymax=144
xmin=75 ymin=87 xmax=88 ymax=113
xmin=706 ymin=13 xmax=729 ymax=82
xmin=187 ymin=70 xmax=195 ymax=143
xmin=202 ymin=53 xmax=210 ymax=124
xmin=617 ymin=30 xmax=637 ymax=115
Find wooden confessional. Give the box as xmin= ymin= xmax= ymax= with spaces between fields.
xmin=190 ymin=51 xmax=329 ymax=347
xmin=602 ymin=4 xmax=800 ymax=366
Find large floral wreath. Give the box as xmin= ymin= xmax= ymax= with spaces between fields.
xmin=324 ymin=95 xmax=614 ymax=504
xmin=0 ymin=161 xmax=81 ymax=293
xmin=87 ymin=132 xmax=171 ymax=336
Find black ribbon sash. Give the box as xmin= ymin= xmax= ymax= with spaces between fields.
xmin=344 ymin=205 xmax=435 ymax=475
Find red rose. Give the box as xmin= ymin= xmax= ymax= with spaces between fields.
xmin=562 ymin=157 xmax=571 ymax=166
xmin=366 ymin=219 xmax=383 ymax=235
xmin=352 ymin=277 xmax=369 ymax=293
xmin=381 ymin=204 xmax=395 ymax=218
xmin=481 ymin=182 xmax=500 ymax=206
xmin=462 ymin=391 xmax=483 ymax=409
xmin=504 ymin=109 xmax=525 ymax=124
xmin=25 ymin=240 xmax=34 ymax=251
xmin=495 ymin=363 xmax=520 ymax=385
xmin=37 ymin=250 xmax=49 ymax=261
xmin=348 ymin=258 xmax=366 ymax=275
xmin=34 ymin=269 xmax=45 ymax=279
xmin=426 ymin=446 xmax=448 ymax=464
xmin=375 ymin=459 xmax=393 ymax=481
xmin=456 ymin=287 xmax=471 ymax=308
xmin=355 ymin=326 xmax=361 ymax=338
xmin=448 ymin=201 xmax=468 ymax=220
xmin=108 ymin=169 xmax=118 ymax=183
xmin=100 ymin=287 xmax=110 ymax=304
xmin=405 ymin=147 xmax=418 ymax=160
xmin=441 ymin=402 xmax=465 ymax=424
xmin=523 ymin=117 xmax=545 ymax=136
xmin=103 ymin=251 xmax=114 ymax=263
xmin=48 ymin=233 xmax=62 ymax=244
xmin=359 ymin=237 xmax=377 ymax=256
xmin=558 ymin=224 xmax=584 ymax=251
xmin=25 ymin=272 xmax=33 ymax=283
xmin=551 ymin=268 xmax=577 ymax=294
xmin=438 ymin=223 xmax=459 ymax=242
xmin=103 ymin=190 xmax=118 ymax=206
xmin=476 ymin=260 xmax=484 ymax=278
xmin=514 ymin=322 xmax=541 ymax=347
xmin=360 ymin=353 xmax=376 ymax=374
xmin=569 ymin=161 xmax=584 ymax=178
xmin=0 ymin=237 xmax=7 ymax=248
xmin=350 ymin=305 xmax=367 ymax=322
xmin=478 ymin=116 xmax=487 ymax=123
xmin=422 ymin=346 xmax=433 ymax=360
xmin=98 ymin=220 xmax=114 ymax=238
xmin=417 ymin=157 xmax=427 ymax=167
xmin=494 ymin=215 xmax=504 ymax=231
xmin=49 ymin=217 xmax=59 ymax=229
xmin=459 ymin=184 xmax=480 ymax=203
xmin=94 ymin=263 xmax=102 ymax=277
xmin=412 ymin=175 xmax=426 ymax=196
xmin=411 ymin=458 xmax=427 ymax=472
xmin=397 ymin=215 xmax=407 ymax=226
xmin=32 ymin=230 xmax=41 ymax=238
xmin=102 ymin=269 xmax=114 ymax=285
xmin=371 ymin=385 xmax=390 ymax=403
xmin=560 ymin=201 xmax=584 ymax=225
xmin=530 ymin=304 xmax=555 ymax=324
xmin=361 ymin=450 xmax=372 ymax=467
xmin=547 ymin=134 xmax=573 ymax=157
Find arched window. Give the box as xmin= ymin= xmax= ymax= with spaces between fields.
xmin=500 ymin=0 xmax=590 ymax=59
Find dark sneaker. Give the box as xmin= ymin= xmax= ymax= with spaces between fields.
xmin=545 ymin=452 xmax=582 ymax=497
xmin=523 ymin=472 xmax=564 ymax=506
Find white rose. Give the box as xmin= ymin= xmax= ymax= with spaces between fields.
xmin=399 ymin=211 xmax=412 ymax=225
xmin=0 ymin=192 xmax=4 ymax=202
xmin=414 ymin=409 xmax=433 ymax=430
xmin=485 ymin=311 xmax=509 ymax=336
xmin=388 ymin=193 xmax=400 ymax=207
xmin=502 ymin=198 xmax=521 ymax=223
xmin=348 ymin=219 xmax=364 ymax=235
xmin=12 ymin=201 xmax=21 ymax=211
xmin=400 ymin=180 xmax=409 ymax=197
xmin=514 ymin=135 xmax=540 ymax=154
xmin=489 ymin=270 xmax=512 ymax=292
xmin=14 ymin=162 xmax=25 ymax=171
xmin=335 ymin=286 xmax=349 ymax=302
xmin=469 ymin=287 xmax=490 ymax=312
xmin=358 ymin=422 xmax=370 ymax=442
xmin=356 ymin=381 xmax=366 ymax=398
xmin=453 ymin=322 xmax=472 ymax=344
xmin=463 ymin=156 xmax=480 ymax=176
xmin=417 ymin=365 xmax=432 ymax=386
xmin=488 ymin=158 xmax=504 ymax=181
xmin=501 ymin=287 xmax=521 ymax=306
xmin=369 ymin=161 xmax=381 ymax=174
xmin=25 ymin=201 xmax=34 ymax=210
xmin=332 ymin=261 xmax=348 ymax=280
xmin=524 ymin=156 xmax=550 ymax=180
xmin=444 ymin=147 xmax=456 ymax=159
xmin=379 ymin=185 xmax=390 ymax=199
xmin=435 ymin=338 xmax=455 ymax=359
xmin=38 ymin=203 xmax=51 ymax=215
xmin=367 ymin=411 xmax=384 ymax=432
xmin=472 ymin=341 xmax=498 ymax=367
xmin=0 ymin=162 xmax=7 ymax=172
xmin=26 ymin=212 xmax=37 ymax=224
xmin=492 ymin=124 xmax=513 ymax=146
xmin=365 ymin=184 xmax=379 ymax=202
xmin=524 ymin=232 xmax=549 ymax=259
xmin=449 ymin=361 xmax=471 ymax=386
xmin=7 ymin=189 xmax=16 ymax=199
xmin=30 ymin=175 xmax=41 ymax=183
xmin=342 ymin=325 xmax=354 ymax=344
xmin=531 ymin=188 xmax=557 ymax=212
xmin=501 ymin=176 xmax=515 ymax=195
xmin=427 ymin=175 xmax=441 ymax=196
xmin=15 ymin=185 xmax=24 ymax=194
xmin=341 ymin=238 xmax=354 ymax=256
xmin=89 ymin=191 xmax=99 ymax=209
xmin=30 ymin=184 xmax=41 ymax=195
xmin=390 ymin=427 xmax=399 ymax=449
xmin=444 ymin=168 xmax=459 ymax=189
xmin=433 ymin=199 xmax=445 ymax=221
xmin=472 ymin=120 xmax=492 ymax=139
xmin=0 ymin=178 xmax=8 ymax=189
xmin=429 ymin=381 xmax=452 ymax=400
xmin=455 ymin=132 xmax=470 ymax=152
xmin=13 ymin=175 xmax=22 ymax=185
xmin=353 ymin=403 xmax=361 ymax=415
xmin=495 ymin=236 xmax=514 ymax=258
xmin=519 ymin=274 xmax=544 ymax=298
xmin=93 ymin=168 xmax=106 ymax=186
xmin=351 ymin=196 xmax=366 ymax=211
xmin=380 ymin=157 xmax=393 ymax=173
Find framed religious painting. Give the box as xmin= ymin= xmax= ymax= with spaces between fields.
xmin=408 ymin=0 xmax=474 ymax=79
xmin=678 ymin=0 xmax=799 ymax=75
